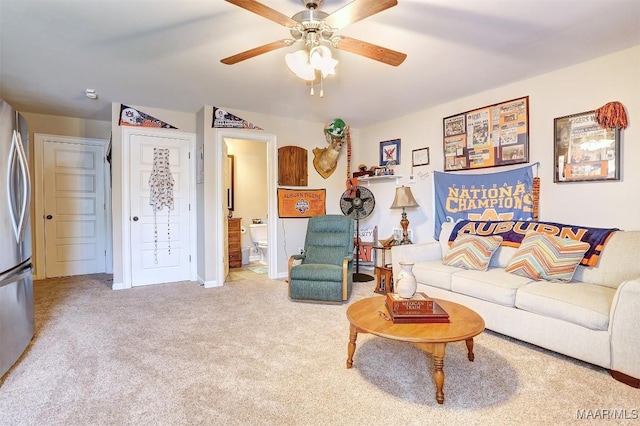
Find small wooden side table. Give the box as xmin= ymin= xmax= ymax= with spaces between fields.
xmin=372 ymin=245 xmax=393 ymax=294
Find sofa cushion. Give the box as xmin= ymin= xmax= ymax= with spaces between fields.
xmin=515 ymin=281 xmax=616 ymax=330
xmin=450 ymin=268 xmax=535 ymax=307
xmin=412 ymin=261 xmax=462 ymax=291
xmin=505 ymin=231 xmax=590 ymax=282
xmin=442 ymin=234 xmax=503 ymax=271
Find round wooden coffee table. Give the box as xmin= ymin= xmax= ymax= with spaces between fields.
xmin=346 ymin=296 xmax=485 ymax=404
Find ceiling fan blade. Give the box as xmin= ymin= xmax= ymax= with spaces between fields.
xmin=332 ymin=36 xmax=406 ymax=66
xmin=225 ymin=0 xmax=298 ymax=28
xmin=324 ymin=0 xmax=397 ymax=30
xmin=221 ymin=39 xmax=293 ymax=65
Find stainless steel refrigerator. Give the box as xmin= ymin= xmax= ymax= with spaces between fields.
xmin=0 ymin=98 xmax=34 ymax=378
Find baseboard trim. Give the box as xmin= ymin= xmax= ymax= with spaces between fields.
xmin=111 ymin=282 xmax=127 ymax=290
xmin=610 ymin=370 xmax=640 ymax=388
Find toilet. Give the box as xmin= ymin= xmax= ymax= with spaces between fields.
xmin=248 ymin=223 xmax=268 ymax=265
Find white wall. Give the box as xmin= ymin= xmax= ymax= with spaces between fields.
xmin=204 ymin=109 xmax=359 ymax=276
xmin=95 ymin=45 xmax=640 ymax=284
xmin=358 ymin=45 xmax=640 ymax=243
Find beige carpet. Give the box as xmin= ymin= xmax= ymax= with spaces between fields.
xmin=0 ymin=274 xmax=637 ymax=425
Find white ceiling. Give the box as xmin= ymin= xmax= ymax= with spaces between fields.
xmin=1 ymin=0 xmax=639 ymax=128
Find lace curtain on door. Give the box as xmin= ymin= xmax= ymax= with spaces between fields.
xmin=149 ymin=148 xmax=175 ymax=263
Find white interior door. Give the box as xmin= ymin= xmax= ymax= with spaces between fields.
xmin=42 ymin=140 xmax=107 ymax=277
xmin=223 ymin=141 xmax=230 ymax=280
xmin=128 ymin=131 xmax=192 ymax=286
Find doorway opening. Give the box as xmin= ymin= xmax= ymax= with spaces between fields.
xmin=214 ymin=129 xmax=277 ymax=285
xmin=225 ymin=138 xmax=268 ymax=268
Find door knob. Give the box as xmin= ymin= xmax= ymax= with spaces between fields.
xmin=46 ymin=215 xmax=53 ymax=220
xmin=132 ymin=216 xmax=139 ymax=222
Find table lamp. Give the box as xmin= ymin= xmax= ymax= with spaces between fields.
xmin=390 ymin=186 xmax=419 ymax=245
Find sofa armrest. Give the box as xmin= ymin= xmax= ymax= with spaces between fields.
xmin=609 ymin=277 xmax=640 ymax=384
xmin=390 ymin=242 xmax=443 ymax=277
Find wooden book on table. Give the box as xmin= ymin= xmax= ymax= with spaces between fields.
xmin=385 ymin=292 xmax=450 ymax=323
xmin=386 ymin=292 xmax=434 ymax=315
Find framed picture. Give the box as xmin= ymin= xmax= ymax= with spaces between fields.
xmin=554 ymin=110 xmax=620 ymax=183
xmin=412 ymin=147 xmax=430 ymax=167
xmin=380 ymin=139 xmax=401 ymax=166
xmin=443 ymin=96 xmax=529 ymax=171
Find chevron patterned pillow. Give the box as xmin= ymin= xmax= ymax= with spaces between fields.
xmin=442 ymin=234 xmax=503 ymax=271
xmin=505 ymin=231 xmax=590 ymax=282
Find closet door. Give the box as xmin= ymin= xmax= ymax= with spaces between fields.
xmin=38 ymin=136 xmax=108 ymax=278
xmin=128 ymin=130 xmax=192 ymax=286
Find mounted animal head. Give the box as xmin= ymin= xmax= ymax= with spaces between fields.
xmin=313 ymin=118 xmax=349 ymax=179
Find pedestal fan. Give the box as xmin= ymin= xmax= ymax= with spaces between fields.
xmin=340 ymin=186 xmax=375 ymax=282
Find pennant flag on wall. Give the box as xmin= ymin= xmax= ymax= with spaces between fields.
xmin=119 ymin=105 xmax=177 ymax=129
xmin=213 ymin=107 xmax=263 ymax=130
xmin=433 ymin=165 xmax=536 ymax=239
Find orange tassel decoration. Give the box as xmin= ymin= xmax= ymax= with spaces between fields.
xmin=595 ymin=101 xmax=628 ymax=130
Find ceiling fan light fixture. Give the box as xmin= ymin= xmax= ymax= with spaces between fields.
xmin=285 ymin=50 xmax=316 ymax=80
xmin=286 ymin=44 xmax=338 ymax=84
xmin=309 ymin=45 xmax=338 ymax=77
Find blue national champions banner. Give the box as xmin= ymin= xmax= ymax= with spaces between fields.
xmin=433 ymin=165 xmax=535 ymax=239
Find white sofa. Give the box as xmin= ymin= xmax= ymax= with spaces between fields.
xmin=391 ymin=222 xmax=640 ymax=387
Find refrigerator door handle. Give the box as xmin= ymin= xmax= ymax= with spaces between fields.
xmin=7 ymin=129 xmax=31 ymax=244
xmin=0 ymin=260 xmax=32 ymax=289
xmin=16 ymin=130 xmax=31 ymax=243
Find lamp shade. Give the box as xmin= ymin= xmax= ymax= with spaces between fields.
xmin=390 ymin=186 xmax=419 ymax=209
xmin=285 ymin=50 xmax=316 ymax=81
xmin=309 ymin=45 xmax=338 ymax=77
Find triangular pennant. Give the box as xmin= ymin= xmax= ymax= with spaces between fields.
xmin=212 ymin=107 xmax=263 ymax=130
xmin=119 ymin=104 xmax=178 ymax=129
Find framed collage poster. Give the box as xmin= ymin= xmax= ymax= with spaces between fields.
xmin=553 ymin=110 xmax=620 ymax=183
xmin=443 ymin=96 xmax=529 ymax=171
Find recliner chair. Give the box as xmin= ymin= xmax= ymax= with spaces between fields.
xmin=288 ymin=215 xmax=354 ymax=303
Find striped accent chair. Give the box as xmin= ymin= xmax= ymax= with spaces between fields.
xmin=288 ymin=215 xmax=354 ymax=303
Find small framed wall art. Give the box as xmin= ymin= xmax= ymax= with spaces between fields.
xmin=380 ymin=139 xmax=401 ymax=166
xmin=412 ymin=147 xmax=430 ymax=167
xmin=554 ymin=110 xmax=620 ymax=183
